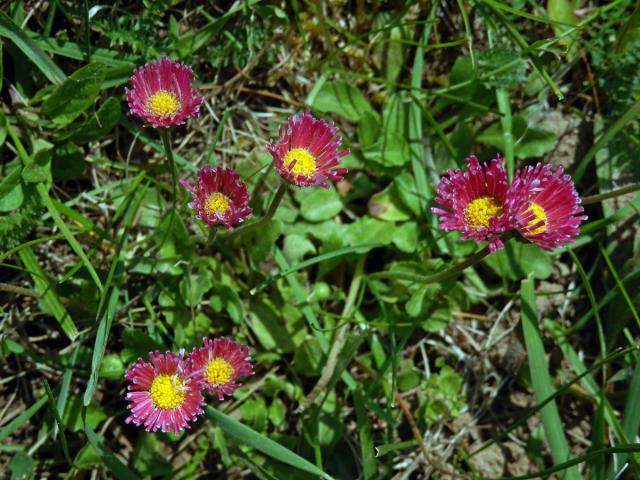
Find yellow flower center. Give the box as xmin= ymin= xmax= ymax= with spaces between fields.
xmin=149 ymin=374 xmax=186 ymax=410
xmin=283 ymin=148 xmax=317 ymax=177
xmin=145 ymin=91 xmax=181 ymax=117
xmin=522 ymin=202 xmax=547 ymax=235
xmin=205 ymin=358 xmax=234 ymax=385
xmin=463 ymin=196 xmax=503 ymax=229
xmin=204 ymin=192 xmax=230 ymax=217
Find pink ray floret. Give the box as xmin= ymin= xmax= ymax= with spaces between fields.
xmin=432 ymin=155 xmax=511 ymax=252
xmin=508 ymin=163 xmax=587 ymax=251
xmin=267 ymin=109 xmax=349 ymax=188
xmin=124 ymin=351 xmax=204 ymax=434
xmin=180 ymin=166 xmax=252 ymax=230
xmin=188 ymin=337 xmax=255 ymax=401
xmin=125 ymin=56 xmax=204 ymax=128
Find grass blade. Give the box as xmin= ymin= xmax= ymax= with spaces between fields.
xmin=205 ymin=407 xmax=334 ymax=480
xmin=83 ymin=417 xmax=139 ymax=479
xmin=520 ymin=275 xmax=581 ymax=480
xmin=18 ymin=247 xmax=79 ymax=341
xmin=0 ymin=11 xmax=66 ymax=84
xmin=0 ymin=395 xmax=47 ymax=442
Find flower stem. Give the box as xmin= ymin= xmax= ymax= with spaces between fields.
xmin=224 ymin=182 xmax=288 ymax=241
xmin=369 ymin=246 xmax=491 ymax=284
xmin=160 ymin=129 xmax=178 ymax=207
xmin=581 ymin=182 xmax=640 ymax=206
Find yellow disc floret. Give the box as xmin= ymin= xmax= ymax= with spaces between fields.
xmin=204 ymin=192 xmax=230 ymax=217
xmin=522 ymin=202 xmax=547 ymax=235
xmin=145 ymin=91 xmax=181 ymax=118
xmin=149 ymin=374 xmax=186 ymax=410
xmin=283 ymin=148 xmax=317 ymax=177
xmin=205 ymin=358 xmax=234 ymax=385
xmin=463 ymin=196 xmax=503 ymax=229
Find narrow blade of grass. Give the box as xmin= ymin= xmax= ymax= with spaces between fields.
xmin=18 ymin=247 xmax=79 ymax=341
xmin=574 ymin=101 xmax=640 ymax=183
xmin=205 ymin=407 xmax=334 ymax=480
xmin=0 ymin=11 xmax=65 ymax=84
xmin=520 ymin=275 xmax=581 ymax=480
xmin=353 ymin=390 xmax=376 ymax=480
xmin=250 ymin=244 xmax=379 ymax=294
xmin=83 ymin=416 xmax=139 ymax=480
xmin=0 ymin=395 xmax=47 ymax=442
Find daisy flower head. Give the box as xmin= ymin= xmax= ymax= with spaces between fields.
xmin=125 ymin=56 xmax=204 ymax=128
xmin=508 ymin=163 xmax=587 ymax=251
xmin=124 ymin=351 xmax=204 ymax=434
xmin=432 ymin=155 xmax=511 ymax=252
xmin=267 ymin=109 xmax=349 ymax=188
xmin=180 ymin=166 xmax=252 ymax=230
xmin=188 ymin=337 xmax=254 ymax=401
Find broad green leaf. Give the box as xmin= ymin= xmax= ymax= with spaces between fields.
xmin=283 ymin=233 xmax=316 ymax=264
xmin=99 ymin=354 xmax=125 ymax=380
xmin=484 ymin=239 xmax=552 ymax=280
xmin=0 ymin=169 xmax=25 ymax=212
xmin=368 ymin=185 xmax=412 ymax=222
xmin=52 ymin=142 xmax=84 ymax=179
xmin=9 ymin=452 xmax=34 ymax=480
xmin=310 ymin=80 xmax=376 ymax=122
xmin=22 ymin=139 xmax=53 ymax=184
xmin=58 ymin=97 xmax=121 ymax=143
xmin=41 ymin=63 xmax=106 ymax=126
xmin=298 ymin=188 xmax=343 ymax=222
xmin=477 ymin=115 xmax=557 ymax=159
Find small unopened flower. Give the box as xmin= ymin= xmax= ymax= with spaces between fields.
xmin=432 ymin=155 xmax=511 ymax=252
xmin=180 ymin=166 xmax=252 ymax=230
xmin=126 ymin=56 xmax=204 ymax=128
xmin=124 ymin=351 xmax=204 ymax=434
xmin=267 ymin=109 xmax=349 ymax=188
xmin=188 ymin=337 xmax=254 ymax=401
xmin=508 ymin=163 xmax=587 ymax=251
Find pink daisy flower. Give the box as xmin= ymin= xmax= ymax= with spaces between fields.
xmin=180 ymin=166 xmax=252 ymax=230
xmin=508 ymin=163 xmax=587 ymax=251
xmin=267 ymin=109 xmax=349 ymax=188
xmin=124 ymin=351 xmax=204 ymax=434
xmin=432 ymin=155 xmax=512 ymax=252
xmin=125 ymin=56 xmax=204 ymax=128
xmin=188 ymin=337 xmax=254 ymax=401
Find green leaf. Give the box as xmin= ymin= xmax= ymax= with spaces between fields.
xmin=58 ymin=97 xmax=121 ymax=144
xmin=368 ymin=185 xmax=412 ymax=222
xmin=22 ymin=139 xmax=53 ymax=184
xmin=392 ymin=222 xmax=419 ymax=253
xmin=310 ymin=80 xmax=376 ymax=122
xmin=63 ymin=397 xmax=107 ymax=433
xmin=0 ymin=11 xmax=66 ymax=84
xmin=41 ymin=63 xmax=106 ymax=126
xmin=484 ymin=240 xmax=552 ymax=280
xmin=9 ymin=452 xmax=34 ymax=480
xmin=52 ymin=142 xmax=84 ymax=179
xmin=362 ymin=131 xmax=410 ymax=168
xmin=99 ymin=354 xmax=125 ymax=380
xmin=476 ymin=115 xmax=557 ymax=159
xmin=0 ymin=169 xmax=25 ymax=212
xmin=283 ymin=233 xmax=316 ymax=264
xmin=205 ymin=406 xmax=334 ymax=480
xmin=298 ymin=188 xmax=343 ymax=222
